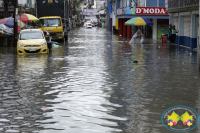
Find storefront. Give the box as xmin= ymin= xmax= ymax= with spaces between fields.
xmin=0 ymin=7 xmax=14 ymax=19
xmin=116 ymin=6 xmax=169 ymax=42
xmin=168 ymin=0 xmax=199 ymax=49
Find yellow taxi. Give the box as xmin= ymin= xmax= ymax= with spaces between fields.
xmin=17 ymin=29 xmax=48 ymax=54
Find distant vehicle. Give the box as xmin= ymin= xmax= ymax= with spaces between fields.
xmin=91 ymin=22 xmax=96 ymax=27
xmin=17 ymin=29 xmax=48 ymax=54
xmin=83 ymin=22 xmax=92 ymax=28
xmin=86 ymin=23 xmax=92 ymax=28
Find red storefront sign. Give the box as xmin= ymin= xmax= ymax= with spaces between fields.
xmin=135 ymin=7 xmax=168 ymax=15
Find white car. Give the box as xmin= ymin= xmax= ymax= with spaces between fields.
xmin=86 ymin=23 xmax=92 ymax=28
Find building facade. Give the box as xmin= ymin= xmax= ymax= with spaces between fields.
xmin=0 ymin=0 xmax=36 ymax=19
xmin=108 ymin=0 xmax=169 ymax=43
xmin=18 ymin=0 xmax=36 ymax=8
xmin=168 ymin=0 xmax=199 ymax=49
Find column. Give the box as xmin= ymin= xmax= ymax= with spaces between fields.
xmin=178 ymin=16 xmax=184 ymax=45
xmin=120 ymin=19 xmax=123 ymax=36
xmin=118 ymin=19 xmax=121 ymax=35
xmin=197 ymin=0 xmax=200 ymax=53
xmin=191 ymin=14 xmax=197 ymax=49
xmin=123 ymin=19 xmax=127 ymax=37
xmin=152 ymin=19 xmax=157 ymax=44
xmin=111 ymin=18 xmax=113 ymax=32
xmin=127 ymin=25 xmax=131 ymax=38
xmin=169 ymin=15 xmax=174 ymax=25
xmin=119 ymin=19 xmax=123 ymax=36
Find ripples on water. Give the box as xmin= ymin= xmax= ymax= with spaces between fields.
xmin=0 ymin=28 xmax=200 ymax=133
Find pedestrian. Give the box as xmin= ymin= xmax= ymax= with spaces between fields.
xmin=102 ymin=22 xmax=105 ymax=28
xmin=71 ymin=20 xmax=74 ymax=30
xmin=168 ymin=24 xmax=172 ymax=43
xmin=171 ymin=25 xmax=178 ymax=44
xmin=136 ymin=29 xmax=143 ymax=38
xmin=43 ymin=30 xmax=52 ymax=52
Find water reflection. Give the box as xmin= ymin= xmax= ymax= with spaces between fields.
xmin=0 ymin=28 xmax=200 ymax=132
xmin=17 ymin=54 xmax=48 ymax=78
xmin=37 ymin=28 xmax=126 ymax=133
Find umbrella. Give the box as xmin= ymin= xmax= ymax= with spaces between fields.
xmin=0 ymin=17 xmax=25 ymax=28
xmin=0 ymin=24 xmax=13 ymax=35
xmin=125 ymin=17 xmax=153 ymax=44
xmin=125 ymin=17 xmax=153 ymax=26
xmin=18 ymin=13 xmax=39 ymax=23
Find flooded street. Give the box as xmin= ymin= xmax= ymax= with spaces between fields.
xmin=0 ymin=27 xmax=200 ymax=133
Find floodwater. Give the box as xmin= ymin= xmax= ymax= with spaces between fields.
xmin=0 ymin=27 xmax=200 ymax=133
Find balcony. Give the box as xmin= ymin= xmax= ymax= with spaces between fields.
xmin=168 ymin=0 xmax=199 ymax=10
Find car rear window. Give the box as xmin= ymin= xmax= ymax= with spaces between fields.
xmin=20 ymin=31 xmax=44 ymax=40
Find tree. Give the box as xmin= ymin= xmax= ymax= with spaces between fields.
xmin=72 ymin=0 xmax=84 ymax=16
xmin=74 ymin=0 xmax=84 ymax=8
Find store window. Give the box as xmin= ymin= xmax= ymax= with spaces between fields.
xmin=27 ymin=0 xmax=32 ymax=7
xmin=137 ymin=0 xmax=146 ymax=7
xmin=159 ymin=0 xmax=165 ymax=7
xmin=126 ymin=0 xmax=146 ymax=7
xmin=157 ymin=19 xmax=169 ymax=39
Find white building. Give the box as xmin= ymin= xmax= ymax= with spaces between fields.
xmin=168 ymin=0 xmax=199 ymax=49
xmin=18 ymin=0 xmax=36 ymax=8
xmin=0 ymin=0 xmax=35 ymax=8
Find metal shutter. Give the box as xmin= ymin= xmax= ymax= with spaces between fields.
xmin=184 ymin=16 xmax=191 ymax=37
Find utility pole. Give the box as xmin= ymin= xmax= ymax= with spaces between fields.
xmin=3 ymin=0 xmax=9 ymax=18
xmin=14 ymin=0 xmax=18 ymax=47
xmin=35 ymin=2 xmax=37 ymax=17
xmin=64 ymin=0 xmax=68 ymax=40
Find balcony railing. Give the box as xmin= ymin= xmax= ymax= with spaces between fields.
xmin=168 ymin=0 xmax=199 ymax=9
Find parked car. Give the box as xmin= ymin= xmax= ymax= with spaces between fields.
xmin=91 ymin=22 xmax=96 ymax=27
xmin=17 ymin=29 xmax=48 ymax=54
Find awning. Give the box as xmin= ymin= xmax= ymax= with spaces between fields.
xmin=117 ymin=15 xmax=169 ymax=19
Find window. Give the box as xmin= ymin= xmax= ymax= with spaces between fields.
xmin=27 ymin=0 xmax=32 ymax=7
xmin=159 ymin=0 xmax=165 ymax=7
xmin=40 ymin=18 xmax=61 ymax=27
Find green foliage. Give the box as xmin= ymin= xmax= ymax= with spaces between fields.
xmin=74 ymin=0 xmax=84 ymax=7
